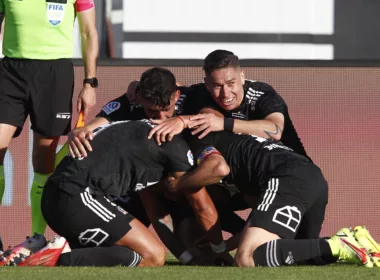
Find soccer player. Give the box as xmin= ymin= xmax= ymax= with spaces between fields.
xmin=0 ymin=0 xmax=98 ymax=235
xmin=67 ymin=67 xmax=249 ymax=251
xmin=37 ymin=119 xmax=226 ymax=267
xmin=165 ymin=109 xmax=375 ymax=268
xmin=148 ymin=49 xmax=311 ymax=161
xmin=38 ymin=68 xmax=232 ymax=267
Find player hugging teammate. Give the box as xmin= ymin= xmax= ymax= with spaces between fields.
xmin=1 ymin=50 xmax=379 ymax=268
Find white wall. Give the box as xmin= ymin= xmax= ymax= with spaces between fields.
xmin=122 ymin=0 xmax=334 ymax=59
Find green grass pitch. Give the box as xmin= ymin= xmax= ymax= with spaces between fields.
xmin=1 ymin=255 xmax=380 ymax=280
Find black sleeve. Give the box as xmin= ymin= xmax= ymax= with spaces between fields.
xmin=96 ymin=94 xmax=132 ymax=122
xmin=247 ymin=82 xmax=288 ymax=120
xmin=178 ymin=84 xmax=216 ymax=115
xmin=160 ymin=133 xmax=194 ymax=172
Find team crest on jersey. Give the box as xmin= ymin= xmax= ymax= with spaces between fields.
xmin=102 ymin=102 xmax=121 ymax=115
xmin=46 ymin=3 xmax=65 ymax=26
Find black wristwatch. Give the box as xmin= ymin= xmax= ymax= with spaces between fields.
xmin=83 ymin=77 xmax=99 ymax=88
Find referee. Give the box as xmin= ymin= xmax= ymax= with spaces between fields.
xmin=0 ymin=0 xmax=98 ymax=235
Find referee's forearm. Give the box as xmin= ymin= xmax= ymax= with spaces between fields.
xmin=81 ymin=31 xmax=98 ymax=78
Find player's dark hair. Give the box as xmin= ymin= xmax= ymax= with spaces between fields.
xmin=138 ymin=67 xmax=177 ymax=108
xmin=203 ymin=50 xmax=240 ymax=76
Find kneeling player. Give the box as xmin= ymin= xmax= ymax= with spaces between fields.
xmin=36 ymin=120 xmax=227 ymax=267
xmin=165 ymin=109 xmax=377 ymax=268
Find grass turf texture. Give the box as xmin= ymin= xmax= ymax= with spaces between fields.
xmin=1 ymin=255 xmax=380 ymax=280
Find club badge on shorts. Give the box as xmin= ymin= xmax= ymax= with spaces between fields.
xmin=46 ymin=3 xmax=65 ymax=26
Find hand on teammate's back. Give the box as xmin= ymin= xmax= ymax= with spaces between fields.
xmin=188 ymin=113 xmax=224 ymax=139
xmin=68 ymin=127 xmax=94 ymax=158
xmin=148 ymin=117 xmax=188 ymax=145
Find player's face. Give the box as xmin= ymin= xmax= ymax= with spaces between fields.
xmin=204 ymin=67 xmax=245 ymax=111
xmin=140 ymin=90 xmax=180 ymax=120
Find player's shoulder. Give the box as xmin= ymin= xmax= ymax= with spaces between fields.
xmin=177 ymin=83 xmax=212 ymax=114
xmin=244 ymin=80 xmax=278 ymax=94
xmin=179 ymin=83 xmax=208 ymax=97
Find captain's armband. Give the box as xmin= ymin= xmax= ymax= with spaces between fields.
xmin=196 ymin=147 xmax=221 ymax=165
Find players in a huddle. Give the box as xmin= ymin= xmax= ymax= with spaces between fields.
xmin=1 ymin=50 xmax=379 ymax=268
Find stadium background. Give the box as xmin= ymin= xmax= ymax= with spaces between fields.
xmin=1 ymin=0 xmax=380 ymax=245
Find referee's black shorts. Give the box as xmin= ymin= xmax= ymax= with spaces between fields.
xmin=41 ymin=182 xmax=135 ymax=249
xmin=0 ymin=57 xmax=74 ymax=137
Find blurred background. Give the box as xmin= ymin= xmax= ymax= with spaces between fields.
xmin=3 ymin=0 xmax=380 ymax=60
xmin=1 ymin=0 xmax=380 ymax=245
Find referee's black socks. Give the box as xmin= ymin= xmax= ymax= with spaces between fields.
xmin=253 ymin=238 xmax=337 ymax=267
xmin=57 ymin=246 xmax=142 ymax=267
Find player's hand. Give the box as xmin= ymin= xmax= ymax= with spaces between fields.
xmin=77 ymin=85 xmax=96 ymax=121
xmin=148 ymin=117 xmax=187 ymax=145
xmin=188 ymin=114 xmax=224 ymax=139
xmin=126 ymin=80 xmax=139 ymax=102
xmin=68 ymin=127 xmax=94 ymax=158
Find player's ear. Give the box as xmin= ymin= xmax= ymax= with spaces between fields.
xmin=174 ymin=89 xmax=180 ymax=102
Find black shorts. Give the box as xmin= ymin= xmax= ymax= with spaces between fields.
xmin=0 ymin=57 xmax=74 ymax=137
xmin=41 ymin=183 xmax=135 ymax=249
xmin=113 ymin=191 xmax=151 ymax=227
xmin=247 ymin=165 xmax=328 ymax=239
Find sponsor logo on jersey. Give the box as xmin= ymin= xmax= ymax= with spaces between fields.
xmin=46 ymin=3 xmax=65 ymax=26
xmin=264 ymin=143 xmax=293 ymax=151
xmin=135 ymin=181 xmax=158 ymax=192
xmin=102 ymin=102 xmax=121 ymax=115
xmin=56 ymin=113 xmax=71 ymax=119
xmin=187 ymin=150 xmax=194 ymax=166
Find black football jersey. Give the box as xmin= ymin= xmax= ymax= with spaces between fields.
xmin=96 ymin=90 xmax=189 ymax=121
xmin=179 ymin=81 xmax=310 ymax=160
xmin=50 ymin=120 xmax=194 ymax=198
xmin=185 ymin=131 xmax=312 ymax=196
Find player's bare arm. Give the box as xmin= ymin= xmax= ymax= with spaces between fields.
xmin=138 ymin=188 xmax=195 ymax=264
xmin=183 ymin=187 xmax=234 ymax=265
xmin=233 ymin=112 xmax=284 ymax=140
xmin=165 ymin=153 xmax=229 ymax=192
xmin=68 ymin=117 xmax=109 ymax=158
xmin=77 ymin=6 xmax=98 ymax=120
xmin=189 ymin=110 xmax=284 ymax=140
